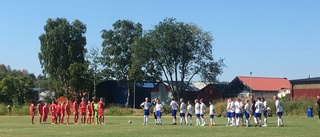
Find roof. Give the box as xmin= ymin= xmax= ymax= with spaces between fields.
xmin=237 ymin=76 xmax=291 ymax=91
xmin=152 ymin=81 xmax=211 ymax=92
xmin=290 ymin=77 xmax=320 ymax=84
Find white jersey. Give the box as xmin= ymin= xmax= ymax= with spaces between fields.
xmin=244 ymin=103 xmax=250 ymax=113
xmin=140 ymin=102 xmax=151 ymax=109
xmin=170 ymin=101 xmax=178 ymax=110
xmin=275 ymin=100 xmax=283 ymax=112
xmin=180 ymin=102 xmax=186 ymax=113
xmin=195 ymin=103 xmax=200 ymax=114
xmin=234 ymin=101 xmax=243 ymax=113
xmin=227 ymin=101 xmax=235 ymax=112
xmin=263 ymin=101 xmax=267 ymax=110
xmin=200 ymin=103 xmax=206 ymax=115
xmin=255 ymin=101 xmax=263 ymax=113
xmin=155 ymin=103 xmax=163 ymax=111
xmin=209 ymin=104 xmax=214 ymax=115
xmin=187 ymin=104 xmax=193 ymax=114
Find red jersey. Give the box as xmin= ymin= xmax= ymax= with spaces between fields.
xmin=30 ymin=103 xmax=35 ymax=115
xmin=79 ymin=102 xmax=86 ymax=113
xmin=55 ymin=105 xmax=61 ymax=116
xmin=65 ymin=104 xmax=71 ymax=115
xmin=50 ymin=104 xmax=56 ymax=114
xmin=60 ymin=104 xmax=65 ymax=116
xmin=98 ymin=101 xmax=104 ymax=112
xmin=73 ymin=102 xmax=79 ymax=112
xmin=43 ymin=106 xmax=49 ymax=115
xmin=37 ymin=103 xmax=43 ymax=115
xmin=87 ymin=103 xmax=93 ymax=115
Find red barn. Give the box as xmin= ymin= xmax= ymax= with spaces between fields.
xmin=290 ymin=77 xmax=320 ymax=99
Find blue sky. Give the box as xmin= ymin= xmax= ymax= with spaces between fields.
xmin=0 ymin=0 xmax=319 ymax=82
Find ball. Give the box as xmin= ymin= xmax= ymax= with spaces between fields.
xmin=128 ymin=120 xmax=132 ymax=124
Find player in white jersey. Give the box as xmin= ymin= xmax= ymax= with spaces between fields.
xmin=261 ymin=97 xmax=268 ymax=127
xmin=273 ymin=96 xmax=284 ymax=127
xmin=226 ymin=98 xmax=235 ymax=126
xmin=199 ymin=99 xmax=206 ymax=126
xmin=140 ymin=97 xmax=151 ymax=125
xmin=244 ymin=99 xmax=251 ymax=127
xmin=234 ymin=97 xmax=243 ymax=127
xmin=208 ymin=100 xmax=216 ymax=126
xmin=155 ymin=99 xmax=163 ymax=125
xmin=254 ymin=97 xmax=263 ymax=127
xmin=170 ymin=98 xmax=179 ymax=125
xmin=186 ymin=100 xmax=193 ymax=125
xmin=179 ymin=98 xmax=186 ymax=125
xmin=194 ymin=99 xmax=200 ymax=126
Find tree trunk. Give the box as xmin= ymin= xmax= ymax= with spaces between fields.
xmin=125 ymin=84 xmax=130 ymax=107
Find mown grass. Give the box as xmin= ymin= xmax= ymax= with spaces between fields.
xmin=0 ymin=116 xmax=319 ymax=137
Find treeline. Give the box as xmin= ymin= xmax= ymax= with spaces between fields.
xmin=0 ymin=64 xmax=36 ymax=106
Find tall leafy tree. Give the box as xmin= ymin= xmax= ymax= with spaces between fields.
xmin=136 ymin=18 xmax=225 ymax=100
xmin=101 ymin=20 xmax=142 ymax=107
xmin=39 ymin=18 xmax=87 ymax=98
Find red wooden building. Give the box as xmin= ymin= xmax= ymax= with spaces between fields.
xmin=290 ymin=77 xmax=320 ymax=99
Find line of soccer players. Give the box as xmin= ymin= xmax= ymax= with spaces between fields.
xmin=140 ymin=95 xmax=283 ymax=127
xmin=29 ymin=97 xmax=105 ymax=125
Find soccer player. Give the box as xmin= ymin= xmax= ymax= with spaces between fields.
xmin=49 ymin=100 xmax=56 ymax=124
xmin=87 ymin=100 xmax=93 ymax=124
xmin=199 ymin=99 xmax=206 ymax=126
xmin=186 ymin=100 xmax=193 ymax=125
xmin=194 ymin=99 xmax=201 ymax=126
xmin=316 ymin=95 xmax=320 ymax=122
xmin=249 ymin=95 xmax=256 ymax=120
xmin=65 ymin=99 xmax=71 ymax=124
xmin=208 ymin=100 xmax=216 ymax=126
xmin=140 ymin=97 xmax=151 ymax=125
xmin=37 ymin=100 xmax=43 ymax=124
xmin=151 ymin=98 xmax=157 ymax=124
xmin=73 ymin=99 xmax=79 ymax=124
xmin=60 ymin=102 xmax=65 ymax=124
xmin=79 ymin=98 xmax=87 ymax=124
xmin=98 ymin=97 xmax=105 ymax=124
xmin=244 ymin=99 xmax=251 ymax=127
xmin=92 ymin=98 xmax=98 ymax=124
xmin=234 ymin=97 xmax=243 ymax=127
xmin=261 ymin=97 xmax=268 ymax=126
xmin=226 ymin=98 xmax=235 ymax=126
xmin=43 ymin=102 xmax=49 ymax=124
xmin=55 ymin=102 xmax=61 ymax=124
xmin=29 ymin=101 xmax=35 ymax=124
xmin=155 ymin=99 xmax=163 ymax=125
xmin=273 ymin=96 xmax=284 ymax=127
xmin=179 ymin=98 xmax=186 ymax=125
xmin=170 ymin=98 xmax=179 ymax=125
xmin=254 ymin=97 xmax=263 ymax=127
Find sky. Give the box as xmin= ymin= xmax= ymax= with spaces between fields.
xmin=0 ymin=0 xmax=319 ymax=82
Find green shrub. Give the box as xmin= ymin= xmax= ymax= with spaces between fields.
xmin=0 ymin=104 xmax=9 ymax=115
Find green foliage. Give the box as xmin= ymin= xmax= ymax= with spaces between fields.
xmin=0 ymin=104 xmax=8 ymax=115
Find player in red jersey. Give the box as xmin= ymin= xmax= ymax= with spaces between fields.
xmin=86 ymin=100 xmax=93 ymax=124
xmin=91 ymin=98 xmax=96 ymax=124
xmin=43 ymin=102 xmax=49 ymax=124
xmin=60 ymin=102 xmax=65 ymax=124
xmin=37 ymin=100 xmax=43 ymax=124
xmin=79 ymin=98 xmax=87 ymax=124
xmin=50 ymin=100 xmax=56 ymax=124
xmin=55 ymin=102 xmax=61 ymax=124
xmin=73 ymin=99 xmax=79 ymax=124
xmin=98 ymin=98 xmax=105 ymax=124
xmin=30 ymin=101 xmax=35 ymax=124
xmin=65 ymin=99 xmax=71 ymax=124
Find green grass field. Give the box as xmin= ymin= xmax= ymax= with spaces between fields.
xmin=0 ymin=116 xmax=319 ymax=137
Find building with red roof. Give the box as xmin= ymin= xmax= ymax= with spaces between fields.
xmin=224 ymin=76 xmax=291 ymax=98
xmin=290 ymin=77 xmax=320 ymax=99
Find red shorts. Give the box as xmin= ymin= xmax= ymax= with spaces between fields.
xmin=39 ymin=112 xmax=43 ymax=116
xmin=74 ymin=111 xmax=78 ymax=116
xmin=98 ymin=111 xmax=104 ymax=116
xmin=30 ymin=112 xmax=35 ymax=116
xmin=66 ymin=111 xmax=71 ymax=116
xmin=56 ymin=112 xmax=61 ymax=116
xmin=81 ymin=111 xmax=86 ymax=116
xmin=51 ymin=112 xmax=56 ymax=118
xmin=88 ymin=112 xmax=92 ymax=116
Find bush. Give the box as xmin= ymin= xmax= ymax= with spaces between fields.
xmin=0 ymin=104 xmax=9 ymax=115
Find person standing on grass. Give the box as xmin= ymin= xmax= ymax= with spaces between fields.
xmin=199 ymin=99 xmax=206 ymax=126
xmin=273 ymin=96 xmax=284 ymax=127
xmin=170 ymin=98 xmax=179 ymax=125
xmin=98 ymin=97 xmax=105 ymax=124
xmin=152 ymin=98 xmax=157 ymax=124
xmin=92 ymin=98 xmax=98 ymax=124
xmin=226 ymin=98 xmax=234 ymax=126
xmin=29 ymin=100 xmax=35 ymax=124
xmin=244 ymin=99 xmax=251 ymax=127
xmin=179 ymin=98 xmax=186 ymax=125
xmin=50 ymin=100 xmax=56 ymax=124
xmin=261 ymin=97 xmax=268 ymax=127
xmin=43 ymin=102 xmax=49 ymax=124
xmin=87 ymin=100 xmax=93 ymax=124
xmin=79 ymin=98 xmax=87 ymax=124
xmin=37 ymin=100 xmax=43 ymax=124
xmin=60 ymin=102 xmax=65 ymax=124
xmin=249 ymin=95 xmax=256 ymax=121
xmin=65 ymin=100 xmax=71 ymax=124
xmin=55 ymin=102 xmax=61 ymax=124
xmin=186 ymin=100 xmax=193 ymax=125
xmin=155 ymin=99 xmax=163 ymax=125
xmin=254 ymin=97 xmax=263 ymax=127
xmin=194 ymin=99 xmax=201 ymax=126
xmin=234 ymin=97 xmax=243 ymax=127
xmin=208 ymin=100 xmax=216 ymax=126
xmin=73 ymin=99 xmax=79 ymax=124
xmin=317 ymin=95 xmax=320 ymax=122
xmin=140 ymin=97 xmax=151 ymax=125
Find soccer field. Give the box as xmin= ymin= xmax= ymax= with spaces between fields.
xmin=0 ymin=116 xmax=318 ymax=137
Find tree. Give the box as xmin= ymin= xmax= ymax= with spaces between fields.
xmin=38 ymin=18 xmax=87 ymax=98
xmin=101 ymin=20 xmax=142 ymax=107
xmin=86 ymin=47 xmax=103 ymax=97
xmin=136 ymin=18 xmax=225 ymax=100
